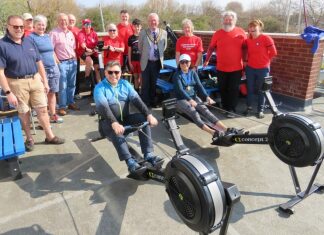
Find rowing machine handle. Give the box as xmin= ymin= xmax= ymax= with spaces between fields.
xmin=124 ymin=121 xmax=149 ymax=135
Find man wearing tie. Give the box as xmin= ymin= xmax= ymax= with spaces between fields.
xmin=138 ymin=13 xmax=167 ymax=108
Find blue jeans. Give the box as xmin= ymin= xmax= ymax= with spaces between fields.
xmin=245 ymin=66 xmax=269 ymax=112
xmin=58 ymin=60 xmax=77 ymax=108
xmin=99 ymin=113 xmax=153 ymax=161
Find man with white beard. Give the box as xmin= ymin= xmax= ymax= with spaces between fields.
xmin=204 ymin=11 xmax=246 ymax=118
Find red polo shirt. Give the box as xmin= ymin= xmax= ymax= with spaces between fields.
xmin=76 ymin=28 xmax=98 ymax=57
xmin=247 ymin=34 xmax=277 ymax=69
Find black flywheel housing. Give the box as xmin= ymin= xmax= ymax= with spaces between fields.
xmin=164 ymin=154 xmax=226 ymax=234
xmin=268 ymin=113 xmax=324 ymax=167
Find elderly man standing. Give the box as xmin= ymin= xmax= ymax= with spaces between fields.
xmin=50 ymin=13 xmax=79 ymax=116
xmin=138 ymin=13 xmax=167 ymax=108
xmin=0 ymin=15 xmax=65 ymax=151
xmin=204 ymin=11 xmax=246 ymax=118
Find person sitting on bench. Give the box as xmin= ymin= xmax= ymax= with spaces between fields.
xmin=173 ymin=54 xmax=232 ymax=137
xmin=94 ymin=61 xmax=162 ymax=173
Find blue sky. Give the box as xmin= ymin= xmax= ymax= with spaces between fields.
xmin=75 ymin=0 xmax=270 ymax=10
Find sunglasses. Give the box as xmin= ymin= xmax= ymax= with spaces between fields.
xmin=9 ymin=25 xmax=24 ymax=30
xmin=180 ymin=60 xmax=190 ymax=64
xmin=109 ymin=29 xmax=116 ymax=32
xmin=84 ymin=23 xmax=91 ymax=26
xmin=107 ymin=70 xmax=120 ymax=75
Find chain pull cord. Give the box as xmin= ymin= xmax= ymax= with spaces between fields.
xmin=203 ymin=102 xmax=272 ymax=127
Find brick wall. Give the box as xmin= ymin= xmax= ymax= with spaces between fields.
xmin=175 ymin=30 xmax=324 ymax=110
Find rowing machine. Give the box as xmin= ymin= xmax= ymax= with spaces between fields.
xmin=120 ymin=99 xmax=240 ymax=235
xmin=211 ymin=76 xmax=324 ymax=214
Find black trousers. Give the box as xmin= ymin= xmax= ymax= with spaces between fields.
xmin=217 ymin=70 xmax=242 ymax=112
xmin=141 ymin=60 xmax=161 ymax=106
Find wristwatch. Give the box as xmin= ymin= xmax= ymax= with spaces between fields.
xmin=5 ymin=90 xmax=11 ymax=95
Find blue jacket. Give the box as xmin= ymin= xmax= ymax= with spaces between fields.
xmin=301 ymin=26 xmax=324 ymax=54
xmin=172 ymin=69 xmax=208 ymax=101
xmin=94 ymin=78 xmax=150 ymax=124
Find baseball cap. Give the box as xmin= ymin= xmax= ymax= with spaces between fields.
xmin=179 ymin=54 xmax=191 ymax=62
xmin=82 ymin=19 xmax=92 ymax=25
xmin=22 ymin=13 xmax=33 ymax=20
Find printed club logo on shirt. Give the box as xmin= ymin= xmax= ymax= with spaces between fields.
xmin=181 ymin=43 xmax=197 ymax=50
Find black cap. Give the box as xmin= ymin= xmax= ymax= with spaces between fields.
xmin=132 ymin=18 xmax=141 ymax=25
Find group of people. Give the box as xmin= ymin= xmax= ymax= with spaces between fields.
xmin=0 ymin=9 xmax=277 ymax=174
xmin=203 ymin=12 xmax=277 ymax=119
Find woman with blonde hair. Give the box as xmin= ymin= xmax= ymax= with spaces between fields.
xmin=244 ymin=19 xmax=277 ymax=119
xmin=175 ymin=18 xmax=203 ymax=71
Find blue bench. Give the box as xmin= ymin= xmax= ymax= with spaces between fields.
xmin=159 ymin=68 xmax=174 ymax=74
xmin=156 ymin=78 xmax=174 ymax=94
xmin=205 ymin=87 xmax=219 ymax=96
xmin=1 ymin=114 xmax=25 ymax=160
xmin=0 ymin=112 xmax=24 ymax=180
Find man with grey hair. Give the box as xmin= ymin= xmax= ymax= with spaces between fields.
xmin=204 ymin=10 xmax=246 ymax=118
xmin=50 ymin=13 xmax=78 ymax=116
xmin=0 ymin=15 xmax=65 ymax=151
xmin=138 ymin=12 xmax=167 ymax=108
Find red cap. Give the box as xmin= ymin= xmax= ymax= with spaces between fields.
xmin=82 ymin=19 xmax=92 ymax=25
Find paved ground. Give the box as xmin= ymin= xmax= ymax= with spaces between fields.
xmin=1 ymin=94 xmax=324 ymax=235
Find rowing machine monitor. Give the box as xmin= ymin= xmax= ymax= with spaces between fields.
xmin=161 ymin=98 xmax=177 ymax=119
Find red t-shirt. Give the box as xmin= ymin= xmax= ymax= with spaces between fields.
xmin=117 ymin=23 xmax=134 ymax=55
xmin=209 ymin=27 xmax=246 ymax=72
xmin=24 ymin=29 xmax=34 ymax=37
xmin=69 ymin=26 xmax=80 ymax=58
xmin=103 ymin=36 xmax=125 ymax=65
xmin=70 ymin=26 xmax=80 ymax=40
xmin=176 ymin=35 xmax=204 ymax=66
xmin=76 ymin=28 xmax=98 ymax=57
xmin=247 ymin=34 xmax=277 ymax=69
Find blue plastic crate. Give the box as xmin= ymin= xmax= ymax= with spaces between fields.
xmin=0 ymin=115 xmax=25 ymax=160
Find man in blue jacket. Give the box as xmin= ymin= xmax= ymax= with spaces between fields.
xmin=94 ymin=61 xmax=162 ymax=173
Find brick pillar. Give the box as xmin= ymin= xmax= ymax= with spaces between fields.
xmin=175 ymin=30 xmax=324 ymax=110
xmin=270 ymin=34 xmax=324 ymax=110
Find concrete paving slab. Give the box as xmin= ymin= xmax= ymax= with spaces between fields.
xmin=1 ymin=96 xmax=324 ymax=235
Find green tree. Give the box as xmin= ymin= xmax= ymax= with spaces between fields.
xmin=263 ymin=16 xmax=283 ymax=32
xmin=0 ymin=0 xmax=27 ymax=34
xmin=225 ymin=1 xmax=244 ymax=14
xmin=27 ymin=0 xmax=80 ymax=30
xmin=306 ymin=0 xmax=324 ymax=27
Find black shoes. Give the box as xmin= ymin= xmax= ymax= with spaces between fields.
xmin=243 ymin=107 xmax=253 ymax=116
